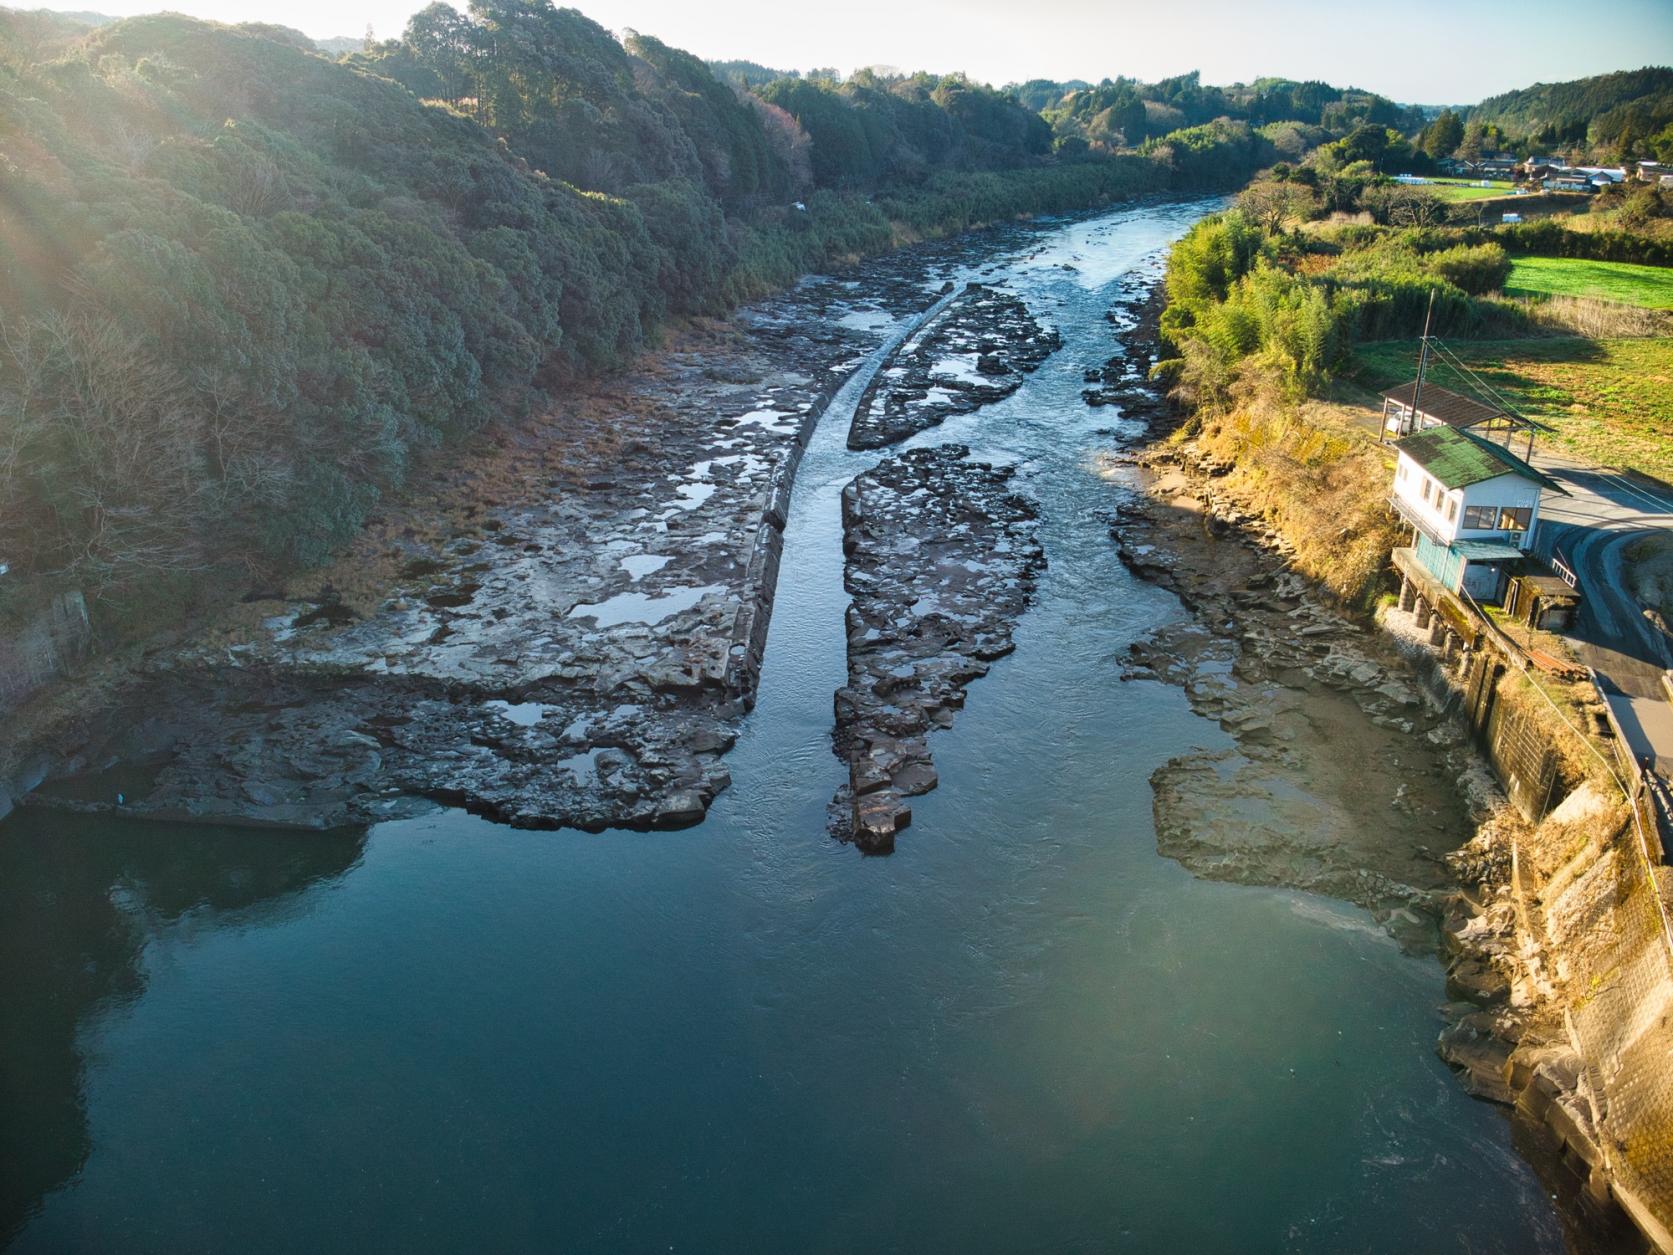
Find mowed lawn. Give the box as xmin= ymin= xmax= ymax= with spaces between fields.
xmin=1505 ymin=256 xmax=1673 ymax=309
xmin=1427 ymin=179 xmax=1519 ymax=202
xmin=1353 ymin=337 xmax=1673 ymax=482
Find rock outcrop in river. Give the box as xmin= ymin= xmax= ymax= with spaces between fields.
xmin=832 ymin=445 xmax=1045 ymax=851
xmin=847 ymin=282 xmax=1060 ymax=450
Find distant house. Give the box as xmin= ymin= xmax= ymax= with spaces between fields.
xmin=1389 ymin=426 xmax=1567 ymax=601
xmin=1545 ymin=175 xmax=1595 ymax=194
xmin=1635 ymin=162 xmax=1668 ymax=182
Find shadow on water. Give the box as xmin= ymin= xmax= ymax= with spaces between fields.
xmin=0 ymin=811 xmax=365 ymax=1244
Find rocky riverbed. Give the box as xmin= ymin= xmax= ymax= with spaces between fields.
xmin=1105 ymin=443 xmax=1492 ymax=935
xmin=1079 ymin=281 xmax=1169 ymax=420
xmin=831 ymin=445 xmax=1045 ymax=851
xmin=18 ymin=262 xmax=956 ymax=831
xmin=847 ymin=281 xmax=1061 ymax=450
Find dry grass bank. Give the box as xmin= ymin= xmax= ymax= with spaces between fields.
xmin=1170 ymin=379 xmax=1400 ymax=607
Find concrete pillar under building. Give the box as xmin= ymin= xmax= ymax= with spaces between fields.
xmin=1414 ymin=596 xmax=1432 ymax=630
xmin=1441 ymin=632 xmax=1460 ymax=661
xmin=1398 ymin=575 xmax=1416 ymax=613
xmin=1429 ymin=616 xmax=1448 ymax=648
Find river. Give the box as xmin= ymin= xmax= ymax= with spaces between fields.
xmin=1 ymin=202 xmax=1570 ymax=1252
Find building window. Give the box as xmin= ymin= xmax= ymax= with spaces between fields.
xmin=1498 ymin=506 xmax=1532 ymax=531
xmin=1446 ymin=497 xmax=1458 ymax=522
xmin=1462 ymin=504 xmax=1497 ymax=529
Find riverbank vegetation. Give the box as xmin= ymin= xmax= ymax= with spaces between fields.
xmin=1153 ymin=130 xmax=1673 ymax=601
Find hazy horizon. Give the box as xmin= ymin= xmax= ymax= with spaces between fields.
xmin=30 ymin=0 xmax=1673 ymax=105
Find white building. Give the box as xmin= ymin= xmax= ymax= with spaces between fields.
xmin=1389 ymin=425 xmax=1567 ymax=602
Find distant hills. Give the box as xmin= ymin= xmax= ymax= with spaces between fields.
xmin=1468 ymin=66 xmax=1673 ymax=154
xmin=0 ymin=6 xmax=363 ymax=56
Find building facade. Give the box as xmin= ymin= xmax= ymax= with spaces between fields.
xmin=1389 ymin=426 xmax=1565 ymax=603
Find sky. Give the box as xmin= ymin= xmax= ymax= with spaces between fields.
xmin=67 ymin=0 xmax=1673 ymax=104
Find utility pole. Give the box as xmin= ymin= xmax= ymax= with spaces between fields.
xmin=1409 ymin=289 xmax=1436 ymax=438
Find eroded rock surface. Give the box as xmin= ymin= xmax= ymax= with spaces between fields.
xmin=1080 ymin=274 xmax=1169 ymax=423
xmin=1106 ymin=448 xmax=1482 ymax=933
xmin=832 ymin=445 xmax=1045 ymax=851
xmin=847 ymin=282 xmax=1060 ymax=450
xmin=32 ymin=267 xmax=944 ymax=832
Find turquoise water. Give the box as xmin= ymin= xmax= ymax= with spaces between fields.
xmin=2 ymin=203 xmax=1566 ymax=1253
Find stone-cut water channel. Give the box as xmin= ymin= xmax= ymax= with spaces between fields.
xmin=0 ymin=203 xmax=1574 ymax=1253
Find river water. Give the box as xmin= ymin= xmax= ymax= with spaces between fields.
xmin=2 ymin=203 xmax=1568 ymax=1252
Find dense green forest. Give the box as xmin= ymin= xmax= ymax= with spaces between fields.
xmin=0 ymin=4 xmax=1302 ymax=619
xmin=1466 ymin=67 xmax=1673 ymax=159
xmin=1024 ymin=72 xmax=1417 ymax=155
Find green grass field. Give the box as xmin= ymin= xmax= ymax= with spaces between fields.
xmin=1353 ymin=336 xmax=1673 ymax=481
xmin=1505 ymin=256 xmax=1673 ymax=309
xmin=1425 ymin=179 xmax=1519 ymax=203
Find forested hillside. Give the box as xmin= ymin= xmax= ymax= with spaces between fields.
xmin=1024 ymin=72 xmax=1417 ymax=155
xmin=1467 ymin=67 xmax=1673 ymax=158
xmin=0 ymin=3 xmax=1367 ymax=626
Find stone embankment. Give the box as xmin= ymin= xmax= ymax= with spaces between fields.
xmin=832 ymin=445 xmax=1045 ymax=851
xmin=847 ymin=281 xmax=1060 ymax=450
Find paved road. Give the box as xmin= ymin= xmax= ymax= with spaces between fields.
xmin=1531 ymin=446 xmax=1673 ymax=780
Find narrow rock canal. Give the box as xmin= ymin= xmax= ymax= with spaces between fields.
xmin=2 ymin=203 xmax=1572 ymax=1252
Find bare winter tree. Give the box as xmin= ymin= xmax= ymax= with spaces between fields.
xmin=742 ymin=93 xmax=814 ymax=194
xmin=1364 ymin=184 xmax=1446 ymax=229
xmin=1236 ymin=179 xmax=1316 ymax=233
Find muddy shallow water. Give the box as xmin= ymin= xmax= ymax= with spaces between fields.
xmin=1 ymin=203 xmax=1574 ymax=1252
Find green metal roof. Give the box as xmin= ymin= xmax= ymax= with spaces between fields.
xmin=1452 ymin=539 xmax=1527 ymax=562
xmin=1394 ymin=426 xmax=1568 ymax=494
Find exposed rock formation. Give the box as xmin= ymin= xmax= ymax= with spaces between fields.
xmin=847 ymin=282 xmax=1060 ymax=450
xmin=23 ymin=265 xmax=939 ymax=832
xmin=832 ymin=445 xmax=1045 ymax=851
